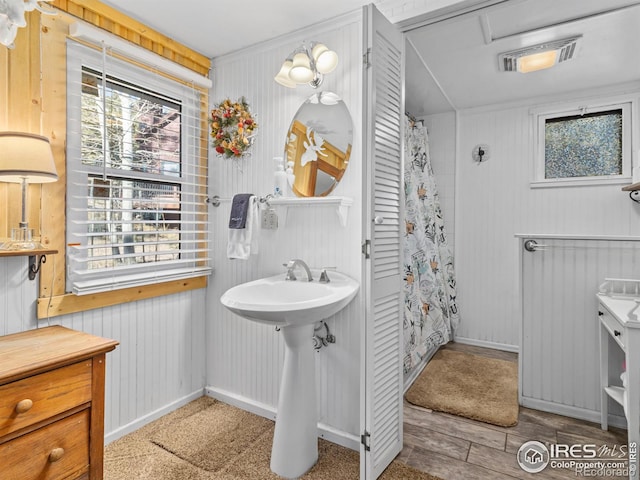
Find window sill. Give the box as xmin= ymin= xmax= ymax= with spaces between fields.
xmin=36 ymin=275 xmax=208 ymax=319
xmin=530 ymin=176 xmax=632 ymax=189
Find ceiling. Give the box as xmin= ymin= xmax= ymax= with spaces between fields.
xmin=98 ymin=0 xmax=374 ymax=58
xmin=405 ymin=0 xmax=640 ymax=114
xmin=98 ymin=0 xmax=640 ymax=115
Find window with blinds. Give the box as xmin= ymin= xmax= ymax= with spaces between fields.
xmin=66 ymin=41 xmax=210 ymax=295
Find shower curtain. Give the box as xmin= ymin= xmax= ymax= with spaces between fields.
xmin=403 ymin=117 xmax=460 ymax=380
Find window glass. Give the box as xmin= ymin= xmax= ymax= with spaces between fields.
xmin=544 ymin=109 xmax=622 ymax=179
xmin=80 ymin=68 xmax=183 ymax=270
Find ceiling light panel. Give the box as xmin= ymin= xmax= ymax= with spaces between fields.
xmin=498 ymin=35 xmax=582 ymax=73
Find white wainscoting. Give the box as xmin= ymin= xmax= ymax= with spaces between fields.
xmin=206 ymin=11 xmax=364 ymax=438
xmin=0 ymin=256 xmax=38 ymax=335
xmin=0 ymin=257 xmax=207 ymax=443
xmin=46 ymin=288 xmax=207 ymax=441
xmin=455 ymin=86 xmax=640 ymax=349
xmin=519 ymin=235 xmax=640 ymax=426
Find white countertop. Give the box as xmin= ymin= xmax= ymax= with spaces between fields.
xmin=598 ymin=293 xmax=640 ymax=327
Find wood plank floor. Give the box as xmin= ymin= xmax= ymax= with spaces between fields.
xmin=395 ymin=343 xmax=629 ymax=480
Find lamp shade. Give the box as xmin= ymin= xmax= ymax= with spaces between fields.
xmin=289 ymin=52 xmax=314 ymax=83
xmin=274 ymin=60 xmax=296 ymax=88
xmin=0 ymin=132 xmax=58 ymax=183
xmin=312 ymin=43 xmax=338 ymax=74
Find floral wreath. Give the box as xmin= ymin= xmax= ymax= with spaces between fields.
xmin=210 ymin=97 xmax=258 ymax=158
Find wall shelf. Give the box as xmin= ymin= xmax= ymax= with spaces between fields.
xmin=0 ymin=247 xmax=57 ymax=258
xmin=622 ymin=182 xmax=640 ymax=192
xmin=269 ymin=196 xmax=353 ymax=227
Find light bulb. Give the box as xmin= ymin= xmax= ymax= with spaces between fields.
xmin=517 ymin=50 xmax=558 ymax=73
xmin=312 ymin=43 xmax=338 ymax=74
xmin=289 ymin=52 xmax=314 ymax=83
xmin=274 ymin=60 xmax=296 ymax=88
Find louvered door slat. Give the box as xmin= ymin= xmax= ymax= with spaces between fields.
xmin=362 ymin=5 xmax=403 ymax=478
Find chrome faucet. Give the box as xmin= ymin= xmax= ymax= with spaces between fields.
xmin=284 ymin=259 xmax=313 ymax=282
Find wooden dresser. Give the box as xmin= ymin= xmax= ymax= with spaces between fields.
xmin=0 ymin=326 xmax=118 ymax=480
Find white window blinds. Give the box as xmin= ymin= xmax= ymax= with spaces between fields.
xmin=66 ymin=41 xmax=211 ymax=295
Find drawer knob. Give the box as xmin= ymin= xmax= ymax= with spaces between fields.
xmin=615 ymin=330 xmax=622 ymax=337
xmin=15 ymin=399 xmax=33 ymax=414
xmin=598 ymin=311 xmax=604 ymax=316
xmin=48 ymin=448 xmax=65 ymax=463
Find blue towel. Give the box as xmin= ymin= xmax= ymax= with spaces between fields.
xmin=229 ymin=193 xmax=253 ymax=229
xmin=227 ymin=196 xmax=260 ymax=260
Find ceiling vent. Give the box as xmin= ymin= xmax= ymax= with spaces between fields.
xmin=498 ymin=36 xmax=581 ymax=73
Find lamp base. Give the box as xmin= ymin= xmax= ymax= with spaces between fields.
xmin=10 ymin=227 xmax=35 ymax=250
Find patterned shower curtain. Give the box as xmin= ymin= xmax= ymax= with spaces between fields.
xmin=403 ymin=117 xmax=460 ymax=378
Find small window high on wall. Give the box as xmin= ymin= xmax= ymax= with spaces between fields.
xmin=532 ymin=99 xmax=633 ymax=187
xmin=66 ymin=41 xmax=210 ymax=295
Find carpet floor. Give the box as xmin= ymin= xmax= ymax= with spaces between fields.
xmin=105 ymin=396 xmax=442 ymax=480
xmin=404 ymin=349 xmax=519 ymax=427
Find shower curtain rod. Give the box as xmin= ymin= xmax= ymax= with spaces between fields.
xmin=405 ymin=111 xmax=424 ymax=127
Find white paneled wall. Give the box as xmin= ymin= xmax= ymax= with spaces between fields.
xmin=455 ymin=87 xmax=640 ymax=349
xmin=521 ymin=237 xmax=639 ymax=424
xmin=0 ymin=257 xmax=38 ymax=334
xmin=0 ymin=258 xmax=207 ymax=443
xmin=206 ymin=11 xmax=364 ymax=442
xmin=423 ymin=112 xmax=456 ymax=252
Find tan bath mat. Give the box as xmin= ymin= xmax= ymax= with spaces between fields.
xmin=405 ymin=349 xmax=519 ymax=427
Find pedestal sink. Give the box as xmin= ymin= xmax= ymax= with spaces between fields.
xmin=220 ymin=266 xmax=358 ymax=478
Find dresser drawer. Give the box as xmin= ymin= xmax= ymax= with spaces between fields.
xmin=600 ymin=308 xmax=626 ymax=350
xmin=0 ymin=409 xmax=89 ymax=480
xmin=0 ymin=361 xmax=92 ymax=437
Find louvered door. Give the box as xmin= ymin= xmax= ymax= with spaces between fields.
xmin=360 ymin=4 xmax=404 ymax=479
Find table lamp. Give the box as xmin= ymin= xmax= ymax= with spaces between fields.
xmin=0 ymin=132 xmax=58 ymax=249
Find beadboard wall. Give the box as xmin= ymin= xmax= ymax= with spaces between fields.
xmin=422 ymin=112 xmax=456 ymax=253
xmin=0 ymin=256 xmax=207 ymax=442
xmin=454 ymin=85 xmax=640 ymax=349
xmin=520 ymin=236 xmax=637 ymax=424
xmin=205 ymin=11 xmax=364 ymax=443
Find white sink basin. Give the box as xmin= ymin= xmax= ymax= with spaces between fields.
xmin=220 ymin=270 xmax=359 ymax=326
xmin=220 ymin=268 xmax=358 ymax=478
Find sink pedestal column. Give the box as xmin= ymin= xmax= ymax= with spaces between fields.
xmin=270 ymin=322 xmax=318 ymax=478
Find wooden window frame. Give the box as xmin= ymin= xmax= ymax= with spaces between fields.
xmin=35 ymin=4 xmax=210 ymax=319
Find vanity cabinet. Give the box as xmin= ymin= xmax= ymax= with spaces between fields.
xmin=0 ymin=326 xmax=118 ymax=479
xmin=598 ymin=293 xmax=640 ymax=480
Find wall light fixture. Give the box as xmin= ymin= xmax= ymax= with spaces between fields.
xmin=275 ymin=42 xmax=338 ymax=88
xmin=0 ymin=0 xmax=56 ymax=49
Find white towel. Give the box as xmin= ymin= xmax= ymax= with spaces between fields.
xmin=227 ymin=195 xmax=260 ymax=259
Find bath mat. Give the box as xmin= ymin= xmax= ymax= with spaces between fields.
xmin=150 ymin=400 xmax=273 ymax=473
xmin=405 ymin=349 xmax=519 ymax=427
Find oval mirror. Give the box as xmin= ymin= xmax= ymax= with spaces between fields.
xmin=285 ymin=92 xmax=353 ymax=197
